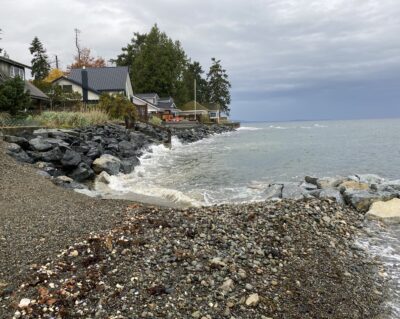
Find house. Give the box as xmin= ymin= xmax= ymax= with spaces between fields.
xmin=0 ymin=56 xmax=49 ymax=107
xmin=179 ymin=101 xmax=221 ymax=123
xmin=136 ymin=93 xmax=181 ymax=121
xmin=52 ymin=66 xmax=134 ymax=103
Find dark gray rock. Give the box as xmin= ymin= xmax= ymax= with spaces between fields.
xmin=282 ymin=183 xmax=307 ymax=200
xmin=7 ymin=148 xmax=34 ymax=163
xmin=86 ymin=147 xmax=101 ymax=159
xmin=6 ymin=143 xmax=21 ymax=153
xmin=300 ymin=182 xmax=318 ymax=191
xmin=121 ymin=157 xmax=140 ymax=174
xmin=118 ymin=140 xmax=137 ymax=158
xmin=343 ymin=189 xmax=397 ymax=212
xmin=68 ymin=162 xmax=94 ymax=182
xmin=305 ymin=176 xmax=318 ymax=186
xmin=40 ymin=147 xmax=63 ymax=162
xmin=318 ymin=188 xmax=344 ymax=205
xmin=3 ymin=135 xmax=29 ymax=148
xmin=29 ymin=137 xmax=53 ymax=152
xmin=61 ymin=149 xmax=81 ymax=167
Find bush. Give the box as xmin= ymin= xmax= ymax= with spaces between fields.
xmin=199 ymin=113 xmax=210 ymax=124
xmin=98 ymin=93 xmax=138 ymax=121
xmin=149 ymin=116 xmax=162 ymax=126
xmin=0 ymin=112 xmax=10 ymax=126
xmin=31 ymin=110 xmax=109 ymax=128
xmin=0 ymin=77 xmax=31 ymax=115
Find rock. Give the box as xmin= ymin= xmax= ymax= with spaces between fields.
xmin=300 ymin=182 xmax=318 ymax=191
xmin=357 ymin=174 xmax=384 ymax=185
xmin=69 ymin=162 xmax=94 ymax=182
xmin=29 ymin=137 xmax=53 ymax=152
xmin=318 ymin=188 xmax=344 ymax=205
xmin=53 ymin=175 xmax=88 ymax=189
xmin=366 ymin=198 xmax=400 ymax=223
xmin=3 ymin=135 xmax=29 ymax=148
xmin=343 ymin=189 xmax=397 ymax=212
xmin=86 ymin=147 xmax=101 ymax=159
xmin=210 ymin=257 xmax=227 ymax=267
xmin=92 ymin=154 xmax=121 ymax=175
xmin=18 ymin=298 xmax=31 ymax=308
xmin=69 ymin=250 xmax=79 ymax=257
xmin=378 ymin=180 xmax=400 ymax=192
xmin=97 ymin=171 xmax=111 ymax=184
xmin=37 ymin=170 xmax=51 ymax=178
xmin=265 ymin=184 xmax=282 ymax=200
xmin=305 ymin=176 xmax=318 ymax=185
xmin=61 ymin=149 xmax=81 ymax=167
xmin=118 ymin=140 xmax=137 ymax=157
xmin=7 ymin=149 xmax=34 ymax=163
xmin=282 ymin=183 xmax=306 ymax=200
xmin=121 ymin=157 xmax=139 ymax=174
xmin=339 ymin=180 xmax=370 ymax=192
xmin=245 ymin=293 xmax=260 ymax=306
xmin=6 ymin=143 xmax=21 ymax=153
xmin=317 ymin=177 xmax=344 ymax=189
xmin=192 ymin=311 xmax=201 ymax=318
xmin=40 ymin=147 xmax=63 ymax=162
xmin=220 ymin=278 xmax=234 ymax=292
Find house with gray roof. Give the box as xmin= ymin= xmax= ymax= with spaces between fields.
xmin=0 ymin=56 xmax=49 ymax=105
xmin=52 ymin=66 xmax=134 ymax=103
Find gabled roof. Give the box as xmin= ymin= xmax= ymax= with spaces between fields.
xmin=136 ymin=93 xmax=159 ymax=100
xmin=52 ymin=76 xmax=100 ymax=95
xmin=25 ymin=81 xmax=49 ymax=101
xmin=180 ymin=101 xmax=209 ymax=111
xmin=132 ymin=94 xmax=160 ymax=111
xmin=68 ymin=66 xmax=129 ymax=92
xmin=157 ymin=100 xmax=176 ymax=109
xmin=0 ymin=56 xmax=31 ymax=69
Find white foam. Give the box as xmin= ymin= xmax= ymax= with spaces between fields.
xmin=269 ymin=125 xmax=288 ymax=130
xmin=237 ymin=126 xmax=262 ymax=131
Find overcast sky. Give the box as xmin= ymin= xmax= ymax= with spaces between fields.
xmin=1 ymin=0 xmax=400 ymax=121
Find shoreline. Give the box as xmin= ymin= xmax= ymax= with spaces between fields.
xmin=0 ymin=128 xmax=396 ymax=318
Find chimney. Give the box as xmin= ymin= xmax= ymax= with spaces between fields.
xmin=81 ymin=67 xmax=88 ymax=103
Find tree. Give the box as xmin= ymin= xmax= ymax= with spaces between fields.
xmin=44 ymin=68 xmax=65 ymax=83
xmin=0 ymin=28 xmax=3 ymax=55
xmin=182 ymin=61 xmax=208 ymax=104
xmin=0 ymin=77 xmax=31 ymax=115
xmin=206 ymin=58 xmax=231 ymax=115
xmin=68 ymin=47 xmax=106 ymax=70
xmin=29 ymin=37 xmax=50 ymax=80
xmin=117 ymin=25 xmax=187 ymax=103
xmin=114 ymin=32 xmax=147 ymax=81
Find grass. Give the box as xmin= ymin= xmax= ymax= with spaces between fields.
xmin=29 ymin=110 xmax=110 ymax=128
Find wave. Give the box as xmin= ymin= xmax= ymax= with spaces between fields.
xmin=269 ymin=125 xmax=288 ymax=130
xmin=314 ymin=123 xmax=327 ymax=128
xmin=237 ymin=126 xmax=262 ymax=131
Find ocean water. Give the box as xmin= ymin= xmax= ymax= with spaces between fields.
xmin=97 ymin=118 xmax=400 ymax=317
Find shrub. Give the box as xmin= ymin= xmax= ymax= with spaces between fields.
xmin=98 ymin=93 xmax=138 ymax=121
xmin=31 ymin=110 xmax=109 ymax=128
xmin=149 ymin=116 xmax=162 ymax=126
xmin=199 ymin=113 xmax=210 ymax=124
xmin=0 ymin=77 xmax=31 ymax=115
xmin=0 ymin=112 xmax=10 ymax=126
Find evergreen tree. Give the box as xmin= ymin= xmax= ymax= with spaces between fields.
xmin=206 ymin=58 xmax=231 ymax=115
xmin=114 ymin=32 xmax=147 ymax=81
xmin=0 ymin=28 xmax=3 ymax=54
xmin=0 ymin=77 xmax=31 ymax=115
xmin=29 ymin=37 xmax=50 ymax=80
xmin=182 ymin=61 xmax=208 ymax=104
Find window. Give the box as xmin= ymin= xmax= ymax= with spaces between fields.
xmin=62 ymin=85 xmax=73 ymax=93
xmin=9 ymin=66 xmax=24 ymax=79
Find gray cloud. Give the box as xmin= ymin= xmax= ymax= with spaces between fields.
xmin=1 ymin=0 xmax=400 ymax=121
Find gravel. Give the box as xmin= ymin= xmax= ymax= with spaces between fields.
xmin=0 ymin=140 xmax=388 ymax=318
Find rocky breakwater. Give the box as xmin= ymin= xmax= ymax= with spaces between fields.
xmin=5 ymin=199 xmax=386 ymax=318
xmin=3 ymin=123 xmax=236 ymax=191
xmin=263 ymin=174 xmax=400 ymax=223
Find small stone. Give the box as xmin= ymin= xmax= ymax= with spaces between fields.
xmin=220 ymin=278 xmax=234 ymax=292
xmin=245 ymin=283 xmax=253 ymax=290
xmin=18 ymin=298 xmax=31 ymax=308
xmin=69 ymin=250 xmax=79 ymax=257
xmin=192 ymin=311 xmax=201 ymax=318
xmin=245 ymin=293 xmax=259 ymax=306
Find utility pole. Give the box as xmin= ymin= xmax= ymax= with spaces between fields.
xmin=55 ymin=55 xmax=59 ymax=69
xmin=194 ymin=78 xmax=197 ymax=121
xmin=74 ymin=28 xmax=81 ymax=63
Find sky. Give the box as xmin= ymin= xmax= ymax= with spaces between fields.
xmin=1 ymin=0 xmax=400 ymax=122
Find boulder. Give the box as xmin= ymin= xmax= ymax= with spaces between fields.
xmin=3 ymin=135 xmax=29 ymax=148
xmin=318 ymin=188 xmax=344 ymax=205
xmin=29 ymin=137 xmax=53 ymax=152
xmin=378 ymin=180 xmax=400 ymax=192
xmin=118 ymin=140 xmax=137 ymax=158
xmin=92 ymin=154 xmax=121 ymax=175
xmin=7 ymin=148 xmax=34 ymax=163
xmin=121 ymin=157 xmax=140 ymax=174
xmin=343 ymin=189 xmax=397 ymax=212
xmin=265 ymin=184 xmax=283 ymax=200
xmin=68 ymin=162 xmax=94 ymax=182
xmin=357 ymin=174 xmax=385 ymax=185
xmin=317 ymin=176 xmax=345 ymax=189
xmin=304 ymin=176 xmax=318 ymax=186
xmin=366 ymin=198 xmax=400 ymax=223
xmin=339 ymin=180 xmax=369 ymax=193
xmin=40 ymin=147 xmax=63 ymax=162
xmin=282 ymin=183 xmax=307 ymax=200
xmin=6 ymin=143 xmax=21 ymax=153
xmin=97 ymin=171 xmax=111 ymax=184
xmin=86 ymin=147 xmax=101 ymax=159
xmin=300 ymin=182 xmax=318 ymax=191
xmin=61 ymin=149 xmax=81 ymax=167
xmin=53 ymin=175 xmax=87 ymax=189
